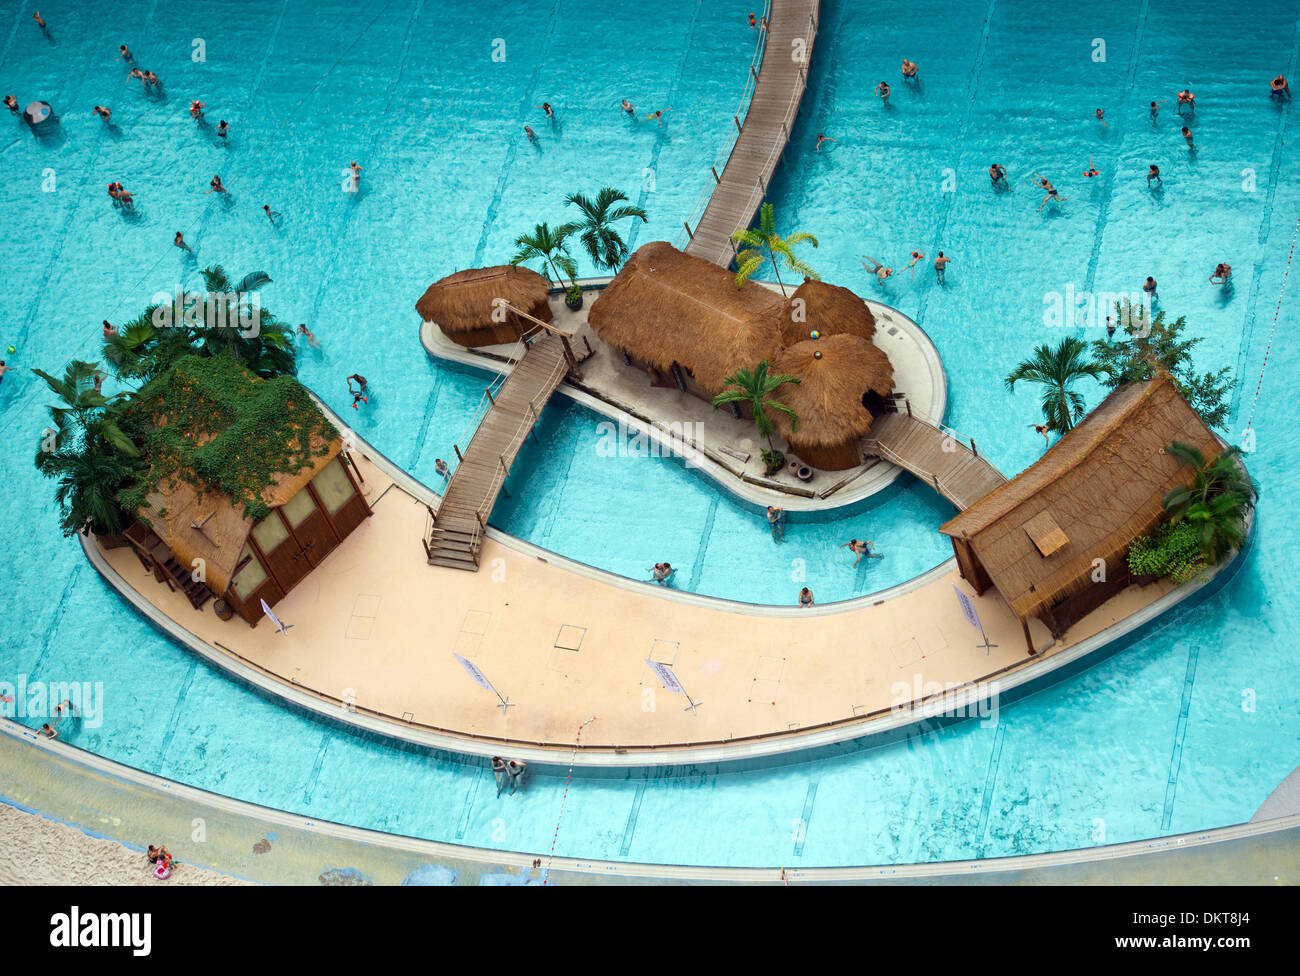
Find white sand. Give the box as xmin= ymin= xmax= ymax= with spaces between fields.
xmin=0 ymin=803 xmax=251 ymax=886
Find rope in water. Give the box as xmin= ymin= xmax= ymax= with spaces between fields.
xmin=543 ymin=715 xmax=596 ymax=885
xmin=1244 ymin=210 xmax=1300 ymax=438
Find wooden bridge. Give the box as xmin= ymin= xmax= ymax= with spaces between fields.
xmin=423 ymin=320 xmax=576 ymax=570
xmin=680 ymin=0 xmax=820 ymax=267
xmin=863 ymin=410 xmax=1007 ymax=511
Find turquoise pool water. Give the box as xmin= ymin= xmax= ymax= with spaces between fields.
xmin=1 ymin=0 xmax=1297 ymax=869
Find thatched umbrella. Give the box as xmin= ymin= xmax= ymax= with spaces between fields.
xmin=416 ymin=265 xmax=553 ymax=348
xmin=777 ymin=278 xmax=878 ymax=348
xmin=587 ymin=241 xmax=784 ymax=395
xmin=770 ymin=333 xmax=894 ymax=470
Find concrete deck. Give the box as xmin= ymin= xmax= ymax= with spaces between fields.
xmin=420 ymin=281 xmax=947 ymax=512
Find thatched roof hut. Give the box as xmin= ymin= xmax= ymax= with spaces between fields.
xmin=587 ymin=241 xmax=784 ymax=394
xmin=939 ymin=376 xmax=1222 ymax=651
xmin=124 ymin=356 xmax=370 ymax=624
xmin=778 ymin=278 xmax=878 ymax=348
xmin=770 ymin=334 xmax=895 ymax=470
xmin=416 ymin=265 xmax=553 ymax=348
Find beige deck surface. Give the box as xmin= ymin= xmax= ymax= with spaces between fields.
xmin=103 ymin=452 xmax=1174 ymax=752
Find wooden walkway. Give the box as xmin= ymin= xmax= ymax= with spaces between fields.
xmin=863 ymin=412 xmax=1007 ymax=511
xmin=683 ymin=0 xmax=820 ymax=267
xmin=424 ymin=333 xmax=570 ymax=570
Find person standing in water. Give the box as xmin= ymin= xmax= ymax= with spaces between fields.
xmin=989 ymin=162 xmax=1008 ymax=187
xmin=875 ymin=80 xmax=890 ymax=103
xmin=621 ymin=98 xmax=634 ymax=115
xmin=1210 ymin=263 xmax=1232 ymax=285
xmin=93 ymin=105 xmax=112 ymax=122
xmin=1149 ymin=99 xmax=1164 ymax=121
xmin=492 ymin=756 xmax=508 ymax=796
xmin=901 ymin=59 xmax=918 ymax=81
xmin=347 ymin=373 xmax=369 ymax=408
xmin=815 ymin=132 xmax=836 ymax=152
xmin=798 ymin=587 xmax=814 ymax=608
xmin=117 ymin=44 xmax=133 ymax=64
xmin=934 ymin=251 xmax=951 ymax=282
xmin=1181 ymin=126 xmax=1195 ymax=151
xmin=1176 ymin=89 xmax=1196 ymax=115
xmin=1143 ymin=276 xmax=1158 ymax=301
xmin=766 ymin=506 xmax=784 ymax=541
xmin=1029 ymin=423 xmax=1050 ymax=446
xmin=1147 ymin=164 xmax=1162 ymax=186
xmin=842 ymin=538 xmax=874 ymax=567
xmin=4 ymin=95 xmax=18 ymax=114
xmin=648 ymin=562 xmax=675 ymax=584
xmin=1271 ymin=74 xmax=1292 ymax=101
xmin=216 ymin=119 xmax=229 ymax=138
xmin=263 ymin=204 xmax=281 ymax=221
xmin=174 ymin=231 xmax=192 ymax=252
xmin=506 ymin=759 xmax=526 ymax=795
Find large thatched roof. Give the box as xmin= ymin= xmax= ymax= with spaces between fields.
xmin=939 ymin=376 xmax=1221 ymax=621
xmin=127 ymin=356 xmax=340 ymax=594
xmin=415 ymin=265 xmax=553 ymax=333
xmin=587 ymin=241 xmax=785 ymax=394
xmin=770 ymin=334 xmax=894 ymax=446
xmin=778 ymin=278 xmax=878 ymax=347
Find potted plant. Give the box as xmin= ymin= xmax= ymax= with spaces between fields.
xmin=565 ymin=284 xmax=583 ymax=310
xmin=761 ymin=448 xmax=785 ymax=477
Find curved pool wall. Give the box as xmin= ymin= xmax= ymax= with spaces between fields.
xmin=0 ymin=0 xmax=1297 ymax=868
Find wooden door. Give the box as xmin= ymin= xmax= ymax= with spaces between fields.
xmin=279 ymin=486 xmax=337 ymax=569
xmin=251 ymin=510 xmax=310 ymax=593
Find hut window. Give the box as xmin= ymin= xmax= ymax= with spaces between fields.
xmin=310 ymin=458 xmax=356 ymax=514
xmin=280 ymin=487 xmax=319 ymax=528
xmin=230 ymin=543 xmax=267 ymax=595
xmin=251 ymin=510 xmax=291 ymax=552
xmin=1023 ymin=511 xmax=1068 ymax=557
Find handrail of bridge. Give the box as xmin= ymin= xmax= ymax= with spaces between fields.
xmin=677 ymin=3 xmax=819 ymax=254
xmin=446 ymin=325 xmax=547 ymax=475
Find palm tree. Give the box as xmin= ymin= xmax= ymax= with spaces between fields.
xmin=564 ymin=188 xmax=647 ymax=272
xmin=1004 ymin=337 xmax=1107 ymax=435
xmin=1163 ymin=441 xmax=1258 ymax=562
xmin=510 ymin=222 xmax=578 ymax=288
xmin=711 ymin=361 xmax=801 ymax=466
xmin=731 ymin=202 xmax=819 ymax=297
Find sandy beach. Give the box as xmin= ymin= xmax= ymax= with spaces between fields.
xmin=0 ymin=803 xmax=251 ymax=886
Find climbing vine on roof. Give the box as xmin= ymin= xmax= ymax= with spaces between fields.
xmin=120 ymin=355 xmax=337 ymax=522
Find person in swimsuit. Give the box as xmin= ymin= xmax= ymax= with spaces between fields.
xmin=263 ymin=204 xmax=280 ymax=220
xmin=1149 ymin=99 xmax=1164 ymax=121
xmin=1210 ymin=263 xmax=1232 ymax=285
xmin=901 ymin=59 xmax=918 ymax=80
xmin=1181 ymin=125 xmax=1195 ymax=150
xmin=934 ymin=251 xmax=951 ymax=282
xmin=861 ymin=255 xmax=893 ymax=284
xmin=766 ymin=506 xmax=784 ymax=541
xmin=815 ymin=132 xmax=836 ymax=152
xmin=906 ymin=250 xmax=926 ymax=278
xmin=143 ymin=70 xmax=159 ymax=88
xmin=93 ymin=105 xmax=112 ymax=122
xmin=435 ymin=458 xmax=450 ymax=480
xmin=1034 ymin=174 xmax=1068 ymax=210
xmin=1094 ymin=108 xmax=1108 ymax=127
xmin=1029 ymin=423 xmax=1050 ymax=446
xmin=216 ymin=119 xmax=229 ymax=138
xmin=117 ymin=44 xmax=133 ymax=63
xmin=1177 ymin=89 xmax=1195 ymax=115
xmin=207 ymin=174 xmax=226 ymax=193
xmin=0 ymin=361 xmax=10 ymax=384
xmin=3 ymin=95 xmax=17 ymax=113
xmin=103 ymin=320 xmax=117 ymax=337
xmin=174 ymin=231 xmax=191 ymax=252
xmin=798 ymin=587 xmax=814 ymax=608
xmin=1143 ymin=276 xmax=1158 ymax=300
xmin=296 ymin=324 xmax=320 ymax=347
xmin=1083 ymin=156 xmax=1099 ymax=178
xmin=1271 ymin=75 xmax=1292 ymax=101
xmin=127 ymin=67 xmax=145 ymax=84
xmin=347 ymin=373 xmax=369 ymax=407
xmin=875 ymin=81 xmax=890 ymax=102
xmin=1147 ymin=164 xmax=1162 ymax=186
xmin=524 ymin=124 xmax=537 ymax=141
xmin=349 ymin=161 xmax=362 ymax=192
xmin=536 ymin=102 xmax=554 ymax=118
xmin=621 ymin=99 xmax=634 ymax=115
xmin=118 ymin=188 xmax=134 ymax=208
xmin=492 ymin=756 xmax=508 ymax=796
xmin=33 ymin=11 xmax=46 ymax=29
xmin=842 ymin=538 xmax=874 ymax=567
xmin=506 ymin=759 xmax=526 ymax=795
xmin=644 ymin=107 xmax=672 ymax=126
xmin=989 ymin=162 xmax=1007 ymax=186
xmin=648 ymin=562 xmax=675 ymax=584
xmin=190 ymin=99 xmax=205 ymax=120
xmin=38 ymin=723 xmax=57 ymax=738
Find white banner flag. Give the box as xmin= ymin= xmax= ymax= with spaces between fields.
xmin=646 ymin=659 xmax=686 ymax=695
xmin=260 ymin=599 xmax=290 ymax=634
xmin=953 ymin=585 xmax=982 ymax=632
xmin=454 ymin=654 xmax=500 ymax=697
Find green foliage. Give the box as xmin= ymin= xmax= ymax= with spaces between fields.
xmin=564 ymin=187 xmax=647 ymax=271
xmin=102 ymin=265 xmax=295 ymax=383
xmin=760 ymin=449 xmax=785 ymax=476
xmin=511 ymin=222 xmax=578 ymax=288
xmin=712 ymin=361 xmax=800 ymax=454
xmin=1089 ymin=302 xmax=1234 ymax=429
xmin=731 ymin=202 xmax=818 ymax=297
xmin=121 ymin=355 xmax=337 ymax=523
xmin=1004 ymin=336 xmax=1108 ymax=434
xmin=1161 ymin=441 xmax=1257 ymax=564
xmin=1127 ymin=520 xmax=1209 ymax=583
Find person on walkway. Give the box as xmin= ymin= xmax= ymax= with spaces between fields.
xmin=798 ymin=587 xmax=814 ymax=608
xmin=506 ymin=759 xmax=526 ymax=795
xmin=1147 ymin=164 xmax=1162 ymax=186
xmin=1029 ymin=423 xmax=1050 ymax=446
xmin=347 ymin=374 xmax=369 ymax=408
xmin=988 ymin=162 xmax=1007 ymax=187
xmin=934 ymin=251 xmax=951 ymax=282
xmin=766 ymin=505 xmax=784 ymax=541
xmin=1181 ymin=125 xmax=1195 ymax=151
xmin=492 ymin=756 xmax=508 ymax=796
xmin=861 ymin=255 xmax=893 ymax=284
xmin=815 ymin=132 xmax=836 ymax=152
xmin=649 ymin=562 xmax=675 ymax=584
xmin=842 ymin=538 xmax=874 ymax=567
xmin=1210 ymin=263 xmax=1232 ymax=285
xmin=1271 ymin=74 xmax=1292 ymax=101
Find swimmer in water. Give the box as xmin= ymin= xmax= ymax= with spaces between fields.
xmin=875 ymin=80 xmax=890 ymax=102
xmin=190 ymin=99 xmax=205 ymax=119
xmin=33 ymin=11 xmax=46 ymax=30
xmin=3 ymin=95 xmax=17 ymax=113
xmin=103 ymin=320 xmax=118 ymax=337
xmin=435 ymin=458 xmax=450 ymax=480
xmin=174 ymin=231 xmax=191 ymax=252
xmin=492 ymin=756 xmax=507 ymax=796
xmin=117 ymin=44 xmax=133 ymax=63
xmin=349 ymin=160 xmax=362 ymax=192
xmin=766 ymin=505 xmax=784 ymax=541
xmin=815 ymin=132 xmax=837 ymax=152
xmin=621 ymin=99 xmax=634 ymax=115
xmin=842 ymin=538 xmax=875 ymax=567
xmin=1210 ymin=263 xmax=1232 ymax=285
xmin=1143 ymin=276 xmax=1158 ymax=300
xmin=934 ymin=250 xmax=951 ymax=282
xmin=206 ymin=174 xmax=226 ymax=193
xmin=1083 ymin=156 xmax=1099 ymax=178
xmin=1034 ymin=174 xmax=1068 ymax=210
xmin=536 ymin=102 xmax=554 ymax=118
xmin=296 ymin=323 xmax=320 ymax=348
xmin=0 ymin=361 xmax=10 ymax=384
xmin=347 ymin=373 xmax=369 ymax=408
xmin=144 ymin=70 xmax=159 ymax=88
xmin=263 ymin=204 xmax=281 ymax=221
xmin=1149 ymin=99 xmax=1164 ymax=120
xmin=901 ymin=59 xmax=918 ymax=80
xmin=644 ymin=107 xmax=672 ymax=126
xmin=216 ymin=119 xmax=229 ymax=138
xmin=861 ymin=255 xmax=894 ymax=284
xmin=1177 ymin=89 xmax=1195 ymax=115
xmin=1029 ymin=424 xmax=1050 ymax=446
xmin=1181 ymin=125 xmax=1195 ymax=150
xmin=1271 ymin=74 xmax=1292 ymax=101
xmin=127 ymin=67 xmax=144 ymax=84
xmin=93 ymin=105 xmax=111 ymax=121
xmin=906 ymin=250 xmax=926 ymax=278
xmin=1147 ymin=164 xmax=1162 ymax=186
xmin=1094 ymin=108 xmax=1108 ymax=127
xmin=798 ymin=587 xmax=814 ymax=608
xmin=648 ymin=562 xmax=675 ymax=584
xmin=524 ymin=124 xmax=537 ymax=141
xmin=118 ymin=188 xmax=134 ymax=208
xmin=989 ymin=162 xmax=1008 ymax=186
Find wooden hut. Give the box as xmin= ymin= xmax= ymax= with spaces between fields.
xmin=777 ymin=278 xmax=879 ymax=348
xmin=938 ymin=376 xmax=1221 ymax=653
xmin=120 ymin=356 xmax=371 ymax=626
xmin=587 ymin=241 xmax=784 ymax=398
xmin=770 ymin=333 xmax=895 ymax=470
xmin=416 ymin=265 xmax=553 ymax=348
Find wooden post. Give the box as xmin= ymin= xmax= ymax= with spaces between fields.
xmin=476 ymin=511 xmax=487 ymax=533
xmin=582 ymin=335 xmax=593 ymax=357
xmin=499 ymin=455 xmax=509 ymax=479
xmin=528 ymin=403 xmax=539 ymax=441
xmin=683 ymin=221 xmax=694 ymax=241
xmin=560 ymin=335 xmax=578 ymax=370
xmin=733 ymin=115 xmax=742 ymax=132
xmin=453 ymin=444 xmax=463 ymax=462
xmin=1021 ymin=617 xmax=1035 ymax=656
xmin=750 ymin=65 xmax=758 ymax=82
xmin=485 ymin=386 xmax=495 ymax=406
xmin=970 ymin=439 xmax=979 ymax=458
xmin=932 ymin=473 xmax=940 ymax=492
xmin=711 ymin=165 xmax=721 ymax=184
xmin=906 ymin=399 xmax=913 ymax=418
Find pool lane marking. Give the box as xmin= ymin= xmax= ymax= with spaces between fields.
xmin=793 ymin=779 xmax=817 ymax=858
xmin=248 ymin=0 xmax=293 ymax=106
xmin=154 ymin=658 xmax=199 ymax=774
xmin=974 ymin=721 xmax=1006 ymax=856
xmin=1242 ymin=209 xmax=1299 ymax=439
xmin=301 ymin=731 xmax=333 ymax=805
xmin=24 ymin=562 xmax=84 ymax=680
xmin=685 ymin=495 xmax=719 ymax=594
xmin=455 ymin=765 xmax=483 ymax=840
xmin=543 ymin=715 xmax=596 ymax=883
xmin=619 ymin=780 xmax=647 ymax=856
xmin=1161 ymin=642 xmax=1201 ymax=831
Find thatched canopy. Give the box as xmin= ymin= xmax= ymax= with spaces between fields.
xmin=770 ymin=334 xmax=894 ymax=447
xmin=415 ymin=265 xmax=553 ymax=334
xmin=588 ymin=241 xmax=784 ymax=394
xmin=939 ymin=376 xmax=1221 ymax=622
xmin=778 ymin=278 xmax=878 ymax=347
xmin=126 ymin=356 xmax=340 ymax=594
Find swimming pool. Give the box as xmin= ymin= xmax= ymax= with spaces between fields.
xmin=1 ymin=0 xmax=1297 ymax=868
